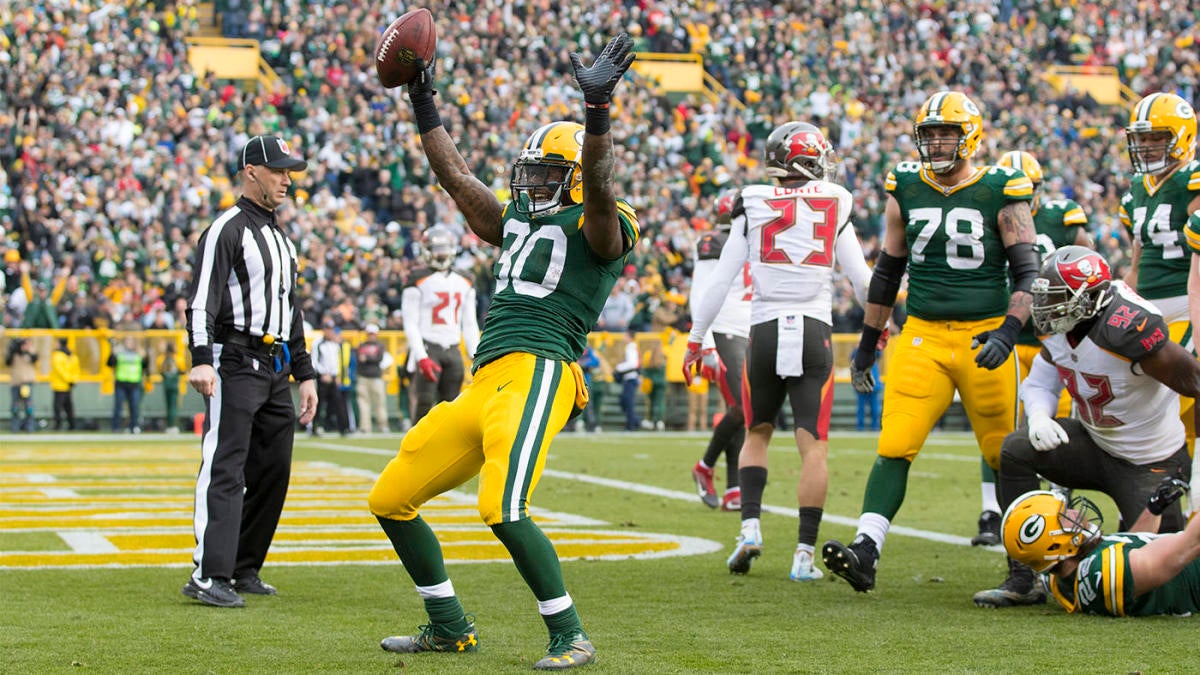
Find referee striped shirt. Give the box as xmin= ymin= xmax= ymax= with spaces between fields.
xmin=186 ymin=196 xmax=316 ymax=380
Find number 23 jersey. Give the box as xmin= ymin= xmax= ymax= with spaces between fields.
xmin=472 ymin=200 xmax=640 ymax=370
xmin=886 ymin=162 xmax=1033 ymax=321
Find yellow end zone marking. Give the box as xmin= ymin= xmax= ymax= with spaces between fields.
xmin=1 ymin=442 xmax=720 ymax=569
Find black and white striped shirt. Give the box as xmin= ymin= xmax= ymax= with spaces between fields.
xmin=186 ymin=197 xmax=316 ymax=380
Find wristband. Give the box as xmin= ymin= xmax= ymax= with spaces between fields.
xmin=410 ymin=90 xmax=443 ymax=134
xmin=585 ymin=104 xmax=610 ymax=135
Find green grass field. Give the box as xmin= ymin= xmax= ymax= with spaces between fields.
xmin=3 ymin=430 xmax=1197 ymax=673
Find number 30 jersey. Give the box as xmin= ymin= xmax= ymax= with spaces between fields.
xmin=737 ymin=181 xmax=867 ymax=326
xmin=886 ymin=162 xmax=1033 ymax=321
xmin=472 ymin=200 xmax=640 ymax=370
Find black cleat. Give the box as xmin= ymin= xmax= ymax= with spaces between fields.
xmin=973 ymin=558 xmax=1047 ymax=608
xmin=971 ymin=510 xmax=1002 ymax=546
xmin=822 ymin=536 xmax=879 ymax=592
xmin=182 ymin=577 xmax=245 ymax=608
xmin=233 ymin=574 xmax=278 ymax=595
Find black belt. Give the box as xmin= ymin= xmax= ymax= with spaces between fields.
xmin=218 ymin=331 xmax=282 ymax=357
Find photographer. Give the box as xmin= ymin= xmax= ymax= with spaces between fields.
xmin=6 ymin=338 xmax=38 ymax=432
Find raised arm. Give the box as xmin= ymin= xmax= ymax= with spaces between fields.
xmin=405 ymin=61 xmax=505 ymax=246
xmin=570 ymin=33 xmax=636 ymax=261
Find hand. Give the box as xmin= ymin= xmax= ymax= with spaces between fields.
xmin=849 ymin=348 xmax=876 ymax=394
xmin=417 ymin=357 xmax=442 ymax=382
xmin=1147 ymin=472 xmax=1190 ymax=516
xmin=971 ymin=316 xmax=1021 ymax=370
xmin=681 ymin=340 xmax=703 ymax=385
xmin=1027 ymin=412 xmax=1069 ymax=451
xmin=188 ymin=364 xmax=217 ymax=398
xmin=297 ymin=378 xmax=318 ymax=426
xmin=407 ymin=58 xmax=437 ymax=97
xmin=699 ymin=348 xmax=723 ymax=384
xmin=569 ymin=33 xmax=636 ymax=105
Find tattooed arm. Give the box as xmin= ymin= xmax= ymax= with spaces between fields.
xmin=998 ymin=200 xmax=1038 ymax=324
xmin=579 ymin=132 xmax=625 ymax=260
xmin=418 ymin=127 xmax=505 ymax=247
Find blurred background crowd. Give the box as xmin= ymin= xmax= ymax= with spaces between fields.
xmin=2 ymin=0 xmax=1198 ymax=336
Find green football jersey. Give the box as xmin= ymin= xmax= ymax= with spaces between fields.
xmin=1047 ymin=533 xmax=1200 ymax=617
xmin=885 ymin=162 xmax=1034 ymax=321
xmin=1016 ymin=197 xmax=1089 ymax=345
xmin=472 ymin=200 xmax=640 ymax=370
xmin=1120 ymin=159 xmax=1200 ymax=300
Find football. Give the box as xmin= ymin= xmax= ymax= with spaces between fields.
xmin=374 ymin=8 xmax=437 ymax=89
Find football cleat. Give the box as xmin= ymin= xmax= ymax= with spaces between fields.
xmin=971 ymin=510 xmax=1002 ymax=547
xmin=789 ymin=548 xmax=825 ymax=582
xmin=973 ymin=558 xmax=1047 ymax=608
xmin=232 ymin=574 xmax=277 ymax=595
xmin=721 ymin=486 xmax=741 ymax=512
xmin=182 ymin=577 xmax=245 ymax=608
xmin=727 ymin=530 xmax=763 ymax=575
xmin=822 ymin=536 xmax=879 ymax=592
xmin=533 ymin=631 xmax=595 ymax=670
xmin=691 ymin=462 xmax=720 ymax=509
xmin=381 ymin=621 xmax=479 ymax=653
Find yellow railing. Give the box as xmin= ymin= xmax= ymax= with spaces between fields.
xmin=185 ymin=36 xmax=279 ymax=90
xmin=1039 ymin=65 xmax=1137 ymax=107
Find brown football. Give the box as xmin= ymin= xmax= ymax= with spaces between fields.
xmin=374 ymin=8 xmax=437 ymax=89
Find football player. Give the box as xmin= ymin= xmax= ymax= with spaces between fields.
xmin=1002 ymin=483 xmax=1200 ymax=618
xmin=1121 ymin=92 xmax=1200 ymax=488
xmin=400 ymin=224 xmax=480 ymax=423
xmin=974 ymin=246 xmax=1200 ymax=607
xmin=684 ymin=122 xmax=872 ymax=583
xmin=369 ymin=33 xmax=637 ymax=670
xmin=822 ymin=91 xmax=1040 ymax=593
xmin=970 ymin=150 xmax=1092 ymax=547
xmin=687 ymin=187 xmax=751 ymax=512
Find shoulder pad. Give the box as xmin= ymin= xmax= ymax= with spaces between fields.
xmin=1092 ymin=286 xmax=1169 ymax=359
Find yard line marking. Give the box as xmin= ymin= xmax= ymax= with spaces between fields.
xmin=40 ymin=488 xmax=80 ymax=498
xmin=58 ymin=532 xmax=118 ymax=553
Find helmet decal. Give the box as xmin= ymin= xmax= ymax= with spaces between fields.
xmin=1018 ymin=515 xmax=1046 ymax=544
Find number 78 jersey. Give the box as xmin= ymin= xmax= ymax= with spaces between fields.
xmin=886 ymin=162 xmax=1033 ymax=321
xmin=738 ymin=181 xmax=857 ymax=325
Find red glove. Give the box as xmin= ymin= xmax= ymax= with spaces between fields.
xmin=681 ymin=341 xmax=703 ymax=385
xmin=876 ymin=326 xmax=891 ymax=353
xmin=699 ymin=348 xmax=722 ymax=383
xmin=417 ymin=357 xmax=442 ymax=382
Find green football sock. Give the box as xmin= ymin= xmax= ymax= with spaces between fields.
xmin=860 ymin=456 xmax=911 ymax=520
xmin=543 ymin=605 xmax=583 ymax=636
xmin=376 ymin=515 xmax=448 ymax=588
xmin=491 ymin=518 xmax=566 ymax=601
xmin=425 ymin=596 xmax=471 ymax=635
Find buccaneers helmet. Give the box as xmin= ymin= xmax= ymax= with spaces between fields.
xmin=1003 ymin=490 xmax=1103 ymax=573
xmin=764 ymin=122 xmax=838 ymax=181
xmin=1126 ymin=92 xmax=1197 ymax=176
xmin=713 ymin=188 xmax=738 ymax=231
xmin=423 ymin=225 xmax=457 ymax=271
xmin=511 ymin=121 xmax=585 ymax=217
xmin=1030 ymin=245 xmax=1112 ymax=334
xmin=914 ymin=91 xmax=983 ymax=174
xmin=997 ymin=150 xmax=1044 ymax=188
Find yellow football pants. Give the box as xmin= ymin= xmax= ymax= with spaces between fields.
xmin=369 ymin=352 xmax=586 ymax=525
xmin=879 ymin=316 xmax=1021 ymax=470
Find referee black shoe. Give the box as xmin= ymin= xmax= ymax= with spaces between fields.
xmin=233 ymin=574 xmax=278 ymax=595
xmin=182 ymin=577 xmax=245 ymax=608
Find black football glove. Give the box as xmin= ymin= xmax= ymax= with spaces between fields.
xmin=569 ymin=33 xmax=636 ymax=105
xmin=971 ymin=316 xmax=1021 ymax=370
xmin=850 ymin=348 xmax=877 ymax=394
xmin=1147 ymin=473 xmax=1190 ymax=516
xmin=407 ymin=58 xmax=437 ymax=98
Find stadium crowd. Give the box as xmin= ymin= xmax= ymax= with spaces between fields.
xmin=2 ymin=0 xmax=1198 ymax=337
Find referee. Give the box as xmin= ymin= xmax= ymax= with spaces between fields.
xmin=183 ymin=135 xmax=319 ymax=608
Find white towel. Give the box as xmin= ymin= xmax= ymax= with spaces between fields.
xmin=776 ymin=314 xmax=804 ymax=377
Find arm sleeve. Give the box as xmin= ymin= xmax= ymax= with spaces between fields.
xmin=688 ymin=257 xmax=717 ymax=349
xmin=401 ymin=286 xmax=427 ymax=366
xmin=460 ymin=286 xmax=480 ymax=359
xmin=1020 ymin=352 xmax=1063 ymax=418
xmin=835 ymin=222 xmax=872 ymax=307
xmin=186 ymin=222 xmax=236 ymax=367
xmin=688 ymin=224 xmax=748 ymax=343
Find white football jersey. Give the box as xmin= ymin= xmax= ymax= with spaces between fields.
xmin=401 ymin=269 xmax=480 ymax=361
xmin=1031 ymin=282 xmax=1182 ymax=462
xmin=691 ymin=231 xmax=751 ymax=339
xmin=739 ymin=182 xmax=865 ymax=325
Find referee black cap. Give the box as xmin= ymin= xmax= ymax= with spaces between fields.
xmin=238 ymin=135 xmax=308 ymax=172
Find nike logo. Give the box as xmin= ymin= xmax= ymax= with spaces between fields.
xmin=497 ymin=381 xmax=512 ymax=392
xmin=194 ymin=577 xmax=213 ymax=589
xmin=1136 ymin=317 xmax=1148 ymax=331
